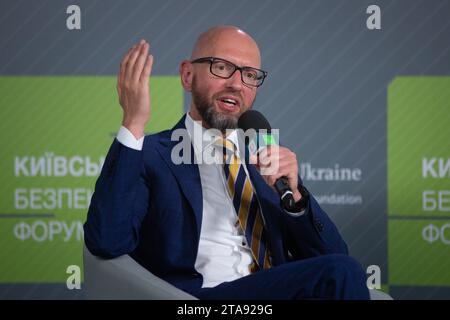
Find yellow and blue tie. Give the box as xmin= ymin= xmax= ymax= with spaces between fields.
xmin=215 ymin=137 xmax=271 ymax=271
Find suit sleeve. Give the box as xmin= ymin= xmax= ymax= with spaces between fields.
xmin=280 ymin=184 xmax=349 ymax=260
xmin=83 ymin=139 xmax=151 ymax=258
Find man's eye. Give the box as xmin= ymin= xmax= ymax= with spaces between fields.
xmin=214 ymin=62 xmax=229 ymax=71
xmin=244 ymin=71 xmax=257 ymax=79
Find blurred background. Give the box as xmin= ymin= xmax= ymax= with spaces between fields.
xmin=0 ymin=0 xmax=449 ymax=299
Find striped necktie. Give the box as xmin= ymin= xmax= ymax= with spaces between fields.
xmin=215 ymin=137 xmax=271 ymax=271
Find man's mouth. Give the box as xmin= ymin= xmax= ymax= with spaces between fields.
xmin=221 ymin=98 xmax=237 ymax=106
xmin=217 ymin=96 xmax=241 ymax=111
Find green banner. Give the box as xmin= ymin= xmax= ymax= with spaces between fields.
xmin=388 ymin=77 xmax=450 ymax=286
xmin=389 ymin=220 xmax=450 ymax=286
xmin=0 ymin=76 xmax=183 ymax=282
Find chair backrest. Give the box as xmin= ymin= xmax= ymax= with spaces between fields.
xmin=82 ymin=245 xmax=197 ymax=300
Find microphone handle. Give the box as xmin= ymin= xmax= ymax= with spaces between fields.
xmin=274 ymin=177 xmax=295 ymax=210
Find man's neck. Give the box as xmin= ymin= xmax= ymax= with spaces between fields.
xmin=187 ymin=108 xmax=233 ymax=138
xmin=187 ymin=106 xmax=206 ymax=126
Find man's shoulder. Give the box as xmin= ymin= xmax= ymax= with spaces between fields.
xmin=141 ymin=115 xmax=187 ymax=151
xmin=142 ymin=128 xmax=179 ymax=152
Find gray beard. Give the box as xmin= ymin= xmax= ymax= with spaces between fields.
xmin=191 ymin=77 xmax=249 ymax=132
xmin=193 ymin=92 xmax=238 ymax=132
xmin=200 ymin=104 xmax=238 ymax=133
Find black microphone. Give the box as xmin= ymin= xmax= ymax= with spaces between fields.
xmin=237 ymin=110 xmax=296 ymax=210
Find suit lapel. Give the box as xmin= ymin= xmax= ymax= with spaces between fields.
xmin=154 ymin=116 xmax=203 ymax=238
xmin=247 ymin=163 xmax=281 ymax=220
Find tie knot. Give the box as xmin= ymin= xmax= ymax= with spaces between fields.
xmin=214 ymin=137 xmax=239 ymax=164
xmin=214 ymin=137 xmax=234 ymax=151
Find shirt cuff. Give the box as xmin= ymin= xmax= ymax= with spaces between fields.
xmin=117 ymin=126 xmax=144 ymax=151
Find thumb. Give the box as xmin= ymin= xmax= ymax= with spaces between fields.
xmin=249 ymin=154 xmax=258 ymax=166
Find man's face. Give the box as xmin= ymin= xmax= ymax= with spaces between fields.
xmin=189 ymin=33 xmax=260 ymax=132
xmin=191 ymin=73 xmax=256 ymax=132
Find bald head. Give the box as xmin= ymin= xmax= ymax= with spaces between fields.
xmin=180 ymin=26 xmax=262 ymax=131
xmin=191 ymin=26 xmax=261 ymax=68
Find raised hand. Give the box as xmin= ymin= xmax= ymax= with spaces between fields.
xmin=117 ymin=39 xmax=154 ymax=139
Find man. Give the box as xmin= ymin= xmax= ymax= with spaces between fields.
xmin=84 ymin=26 xmax=370 ymax=299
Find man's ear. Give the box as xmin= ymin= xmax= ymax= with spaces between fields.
xmin=180 ymin=60 xmax=193 ymax=92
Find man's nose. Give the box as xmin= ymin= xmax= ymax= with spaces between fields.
xmin=226 ymin=69 xmax=243 ymax=90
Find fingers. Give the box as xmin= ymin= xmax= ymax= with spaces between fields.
xmin=257 ymin=146 xmax=299 ymax=189
xmin=117 ymin=39 xmax=153 ymax=103
xmin=265 ymin=161 xmax=297 ymax=186
xmin=257 ymin=146 xmax=294 ymax=171
xmin=124 ymin=40 xmax=145 ymax=83
xmin=132 ymin=42 xmax=150 ymax=83
xmin=118 ymin=44 xmax=137 ymax=90
xmin=284 ymin=163 xmax=299 ymax=193
xmin=140 ymin=54 xmax=154 ymax=83
xmin=120 ymin=40 xmax=152 ymax=85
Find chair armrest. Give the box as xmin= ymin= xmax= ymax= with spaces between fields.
xmin=83 ymin=245 xmax=197 ymax=300
xmin=369 ymin=288 xmax=393 ymax=300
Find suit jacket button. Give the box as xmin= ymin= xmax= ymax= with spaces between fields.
xmin=315 ymin=219 xmax=324 ymax=231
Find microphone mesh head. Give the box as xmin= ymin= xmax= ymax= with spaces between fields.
xmin=237 ymin=110 xmax=272 ymax=131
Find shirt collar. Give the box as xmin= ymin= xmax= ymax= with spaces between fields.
xmin=185 ymin=112 xmax=240 ymax=157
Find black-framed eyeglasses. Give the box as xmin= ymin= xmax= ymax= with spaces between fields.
xmin=191 ymin=57 xmax=268 ymax=87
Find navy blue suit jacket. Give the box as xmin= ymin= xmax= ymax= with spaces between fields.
xmin=84 ymin=115 xmax=348 ymax=292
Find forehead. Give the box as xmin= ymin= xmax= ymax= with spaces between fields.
xmin=199 ymin=32 xmax=261 ymax=68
